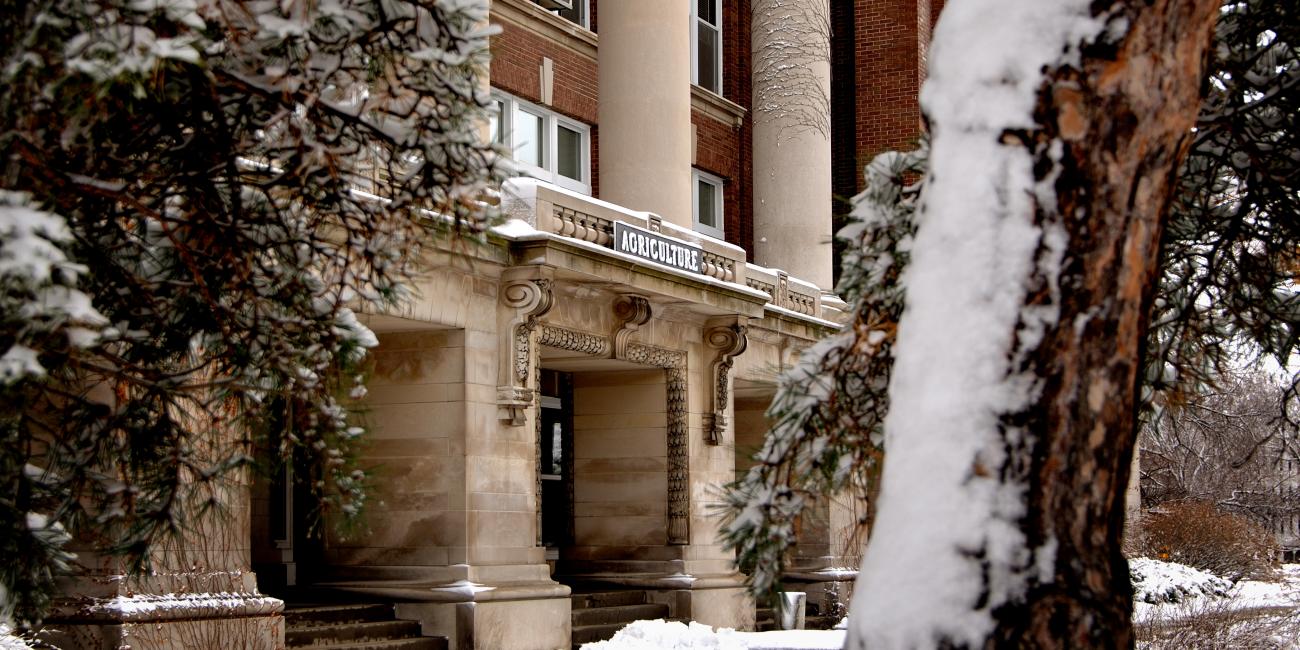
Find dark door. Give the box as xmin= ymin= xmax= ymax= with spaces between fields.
xmin=539 ymin=369 xmax=574 ymax=549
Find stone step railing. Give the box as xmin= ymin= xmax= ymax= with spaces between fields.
xmin=500 ymin=179 xmax=843 ymax=323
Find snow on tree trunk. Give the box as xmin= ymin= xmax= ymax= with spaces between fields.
xmin=846 ymin=0 xmax=1219 ymax=647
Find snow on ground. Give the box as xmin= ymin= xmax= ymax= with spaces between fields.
xmin=0 ymin=625 xmax=34 ymax=650
xmin=585 ymin=562 xmax=1300 ymax=650
xmin=579 ymin=620 xmax=845 ymax=650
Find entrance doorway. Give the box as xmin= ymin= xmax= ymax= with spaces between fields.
xmin=539 ymin=369 xmax=574 ymax=554
xmin=251 ymin=446 xmax=325 ymax=598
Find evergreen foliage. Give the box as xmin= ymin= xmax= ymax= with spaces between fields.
xmin=719 ymin=146 xmax=924 ymax=609
xmin=1146 ymin=0 xmax=1299 ymax=414
xmin=724 ymin=0 xmax=1297 ymax=608
xmin=0 ymin=0 xmax=503 ymax=625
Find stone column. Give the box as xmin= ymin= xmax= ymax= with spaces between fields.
xmin=751 ymin=0 xmax=833 ymax=290
xmin=41 ymin=439 xmax=283 ymax=649
xmin=597 ymin=0 xmax=693 ymax=228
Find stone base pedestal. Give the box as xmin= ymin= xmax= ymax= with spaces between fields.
xmin=39 ymin=571 xmax=283 ymax=650
xmin=395 ymin=598 xmax=570 ymax=650
xmin=559 ymin=561 xmax=755 ymax=632
xmin=320 ymin=563 xmax=570 ymax=650
xmin=662 ymin=586 xmax=753 ymax=631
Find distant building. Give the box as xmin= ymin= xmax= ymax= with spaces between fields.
xmin=46 ymin=1 xmax=947 ymax=648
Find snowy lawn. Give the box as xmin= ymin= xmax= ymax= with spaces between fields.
xmin=579 ymin=620 xmax=845 ymax=650
xmin=583 ymin=560 xmax=1300 ymax=650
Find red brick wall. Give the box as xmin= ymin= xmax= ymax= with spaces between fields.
xmin=489 ymin=9 xmax=600 ymax=193
xmin=489 ymin=18 xmax=598 ymax=123
xmin=831 ymin=0 xmax=860 ymax=210
xmin=721 ymin=0 xmax=754 ymax=259
xmin=853 ymin=0 xmax=931 ymax=188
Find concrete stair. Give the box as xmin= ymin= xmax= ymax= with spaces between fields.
xmin=755 ymin=600 xmax=839 ymax=631
xmin=285 ymin=603 xmax=448 ymax=650
xmin=570 ymin=590 xmax=670 ymax=648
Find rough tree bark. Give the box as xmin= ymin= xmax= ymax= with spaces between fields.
xmin=1002 ymin=0 xmax=1220 ymax=645
xmin=848 ymin=0 xmax=1220 ymax=647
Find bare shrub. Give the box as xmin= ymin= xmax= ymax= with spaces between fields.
xmin=1136 ymin=501 xmax=1279 ymax=582
xmin=1136 ymin=598 xmax=1300 ymax=649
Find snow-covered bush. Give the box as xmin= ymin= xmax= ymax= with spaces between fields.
xmin=1130 ymin=557 xmax=1232 ymax=605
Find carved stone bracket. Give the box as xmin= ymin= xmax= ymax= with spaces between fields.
xmin=612 ymin=294 xmax=652 ymax=359
xmin=704 ymin=320 xmax=748 ymax=445
xmin=497 ymin=273 xmax=553 ymax=425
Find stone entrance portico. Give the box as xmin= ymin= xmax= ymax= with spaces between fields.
xmin=245 ymin=179 xmax=847 ymax=649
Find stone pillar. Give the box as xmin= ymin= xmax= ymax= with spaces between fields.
xmin=597 ymin=0 xmax=693 ymax=228
xmin=751 ymin=0 xmax=833 ymax=290
xmin=41 ymin=449 xmax=283 ymax=649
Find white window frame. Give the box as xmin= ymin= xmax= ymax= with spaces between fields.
xmin=535 ymin=0 xmax=589 ymax=30
xmin=493 ymin=91 xmax=592 ymax=195
xmin=691 ymin=0 xmax=723 ymax=94
xmin=692 ymin=169 xmax=725 ymax=240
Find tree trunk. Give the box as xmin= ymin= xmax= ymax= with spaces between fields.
xmin=999 ymin=0 xmax=1219 ymax=645
xmin=848 ymin=0 xmax=1219 ymax=647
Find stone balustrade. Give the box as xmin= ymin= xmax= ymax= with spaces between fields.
xmin=743 ymin=264 xmax=823 ymax=318
xmin=501 ymin=179 xmax=839 ymax=322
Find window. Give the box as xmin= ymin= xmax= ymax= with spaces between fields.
xmin=494 ymin=92 xmax=591 ymax=194
xmin=693 ymin=169 xmax=724 ymax=239
xmin=692 ymin=0 xmax=722 ymax=93
xmin=534 ymin=0 xmax=589 ymax=30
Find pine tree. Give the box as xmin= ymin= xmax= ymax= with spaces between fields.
xmin=719 ymin=144 xmax=924 ymax=609
xmin=0 ymin=0 xmax=504 ymax=625
xmin=724 ymin=5 xmax=1297 ymax=628
xmin=1146 ymin=0 xmax=1299 ymax=414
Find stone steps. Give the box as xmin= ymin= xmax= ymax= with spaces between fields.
xmin=285 ymin=603 xmax=447 ymax=650
xmin=570 ymin=590 xmax=670 ymax=648
xmin=294 ymin=639 xmax=447 ymax=650
xmin=755 ymin=602 xmax=840 ymax=631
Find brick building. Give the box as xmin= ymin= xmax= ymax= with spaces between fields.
xmin=45 ymin=2 xmax=943 ymax=649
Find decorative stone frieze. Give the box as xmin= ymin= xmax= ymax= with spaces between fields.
xmin=539 ymin=324 xmax=611 ymax=356
xmin=704 ymin=320 xmax=749 ymax=445
xmin=619 ymin=339 xmax=690 ymax=546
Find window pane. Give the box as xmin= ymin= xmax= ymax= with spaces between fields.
xmin=698 ymin=179 xmax=718 ymax=228
xmin=697 ymin=24 xmax=719 ymax=92
xmin=549 ymin=423 xmax=563 ymax=475
xmin=557 ymin=125 xmax=582 ymax=180
xmin=697 ymin=0 xmax=717 ymax=26
xmin=514 ymin=108 xmax=544 ymax=167
xmin=559 ymin=0 xmax=585 ymax=27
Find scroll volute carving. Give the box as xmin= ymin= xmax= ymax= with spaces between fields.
xmin=496 ymin=274 xmax=554 ymax=425
xmin=612 ymin=294 xmax=652 ymax=359
xmin=705 ymin=319 xmax=748 ymax=445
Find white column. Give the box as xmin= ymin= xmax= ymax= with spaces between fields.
xmin=598 ymin=0 xmax=693 ymax=228
xmin=751 ymin=0 xmax=833 ymax=290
